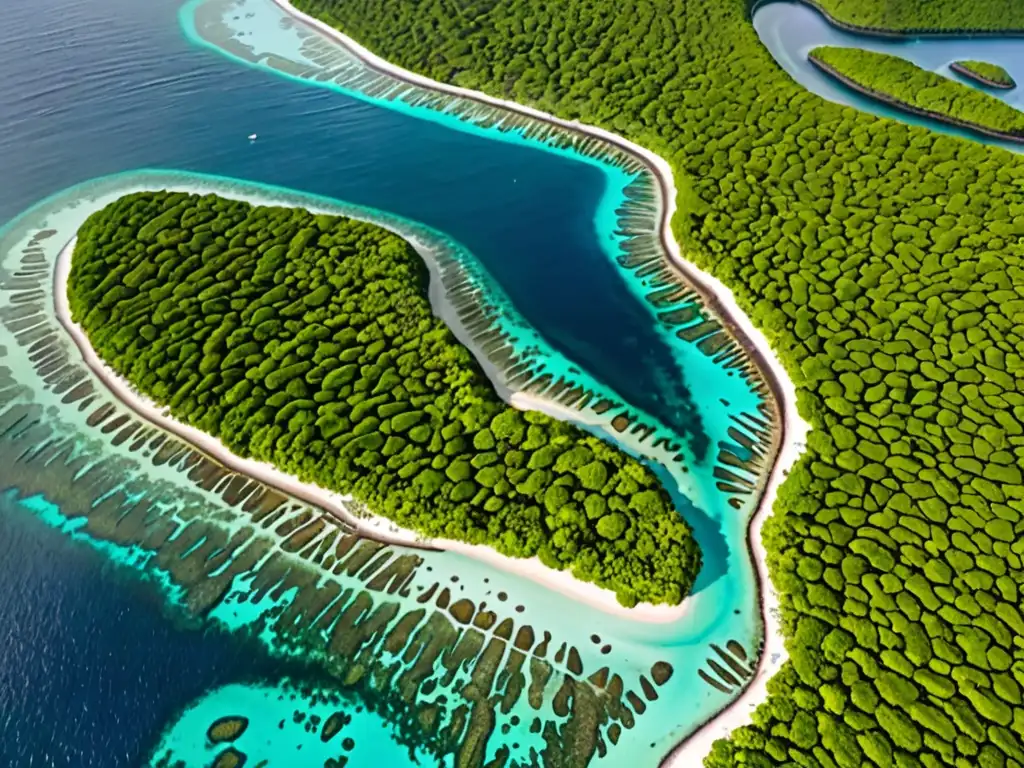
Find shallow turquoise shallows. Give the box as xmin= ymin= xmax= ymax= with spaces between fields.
xmin=0 ymin=165 xmax=768 ymax=766
xmin=149 ymin=682 xmax=440 ymax=766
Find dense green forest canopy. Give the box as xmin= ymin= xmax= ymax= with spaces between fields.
xmin=809 ymin=46 xmax=1024 ymax=138
xmin=68 ymin=192 xmax=701 ymax=607
xmin=812 ymin=0 xmax=1024 ymax=32
xmin=289 ymin=0 xmax=1024 ymax=764
xmin=953 ymin=60 xmax=1017 ymax=89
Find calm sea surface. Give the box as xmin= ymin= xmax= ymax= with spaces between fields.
xmin=0 ymin=493 xmax=318 ymax=765
xmin=1 ymin=0 xmax=705 ymax=440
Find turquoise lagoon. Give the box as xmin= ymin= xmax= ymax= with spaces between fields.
xmin=0 ymin=0 xmax=780 ymax=764
xmin=149 ymin=681 xmax=440 ymax=766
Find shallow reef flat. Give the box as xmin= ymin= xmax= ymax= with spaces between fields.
xmin=148 ymin=681 xmax=438 ymax=766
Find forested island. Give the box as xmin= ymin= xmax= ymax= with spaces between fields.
xmin=67 ymin=191 xmax=702 ymax=608
xmin=287 ymin=0 xmax=1024 ymax=765
xmin=809 ymin=0 xmax=1024 ymax=33
xmin=951 ymin=60 xmax=1017 ymax=90
xmin=809 ymin=46 xmax=1024 ymax=141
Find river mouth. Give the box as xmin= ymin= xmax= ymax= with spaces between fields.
xmin=0 ymin=0 xmax=788 ymax=763
xmin=754 ymin=0 xmax=1024 ymax=153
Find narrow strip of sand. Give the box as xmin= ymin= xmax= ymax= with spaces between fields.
xmin=54 ymin=234 xmax=693 ymax=623
xmin=267 ymin=0 xmax=811 ymax=759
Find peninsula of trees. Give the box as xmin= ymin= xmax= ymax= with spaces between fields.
xmin=67 ymin=191 xmax=702 ymax=607
xmin=951 ymin=60 xmax=1017 ymax=90
xmin=289 ymin=0 xmax=1024 ymax=764
xmin=809 ymin=46 xmax=1024 ymax=141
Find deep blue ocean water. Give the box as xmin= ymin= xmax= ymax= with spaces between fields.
xmin=0 ymin=493 xmax=320 ymax=766
xmin=1 ymin=0 xmax=703 ymax=443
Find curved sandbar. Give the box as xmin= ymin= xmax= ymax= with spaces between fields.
xmin=808 ymin=49 xmax=1024 ymax=144
xmin=267 ymin=0 xmax=809 ymax=760
xmin=951 ymin=60 xmax=1017 ymax=89
xmin=56 ymin=190 xmax=705 ymax=623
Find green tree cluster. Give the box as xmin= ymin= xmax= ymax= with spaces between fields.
xmin=286 ymin=0 xmax=1024 ymax=764
xmin=952 ymin=60 xmax=1017 ymax=90
xmin=68 ymin=191 xmax=701 ymax=607
xmin=810 ymin=46 xmax=1024 ymax=139
xmin=808 ymin=0 xmax=1024 ymax=32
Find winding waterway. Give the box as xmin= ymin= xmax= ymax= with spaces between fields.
xmin=0 ymin=0 xmax=780 ymax=764
xmin=754 ymin=0 xmax=1024 ymax=152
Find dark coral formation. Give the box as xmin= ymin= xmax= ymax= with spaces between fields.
xmin=207 ymin=716 xmax=249 ymax=744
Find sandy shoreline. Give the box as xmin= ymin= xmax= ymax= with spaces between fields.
xmin=267 ymin=0 xmax=810 ymax=759
xmin=54 ymin=232 xmax=695 ymax=623
xmin=54 ymin=236 xmax=429 ymax=551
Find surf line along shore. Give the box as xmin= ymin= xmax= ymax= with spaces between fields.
xmin=55 ymin=227 xmax=703 ymax=624
xmin=265 ymin=0 xmax=811 ymax=761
